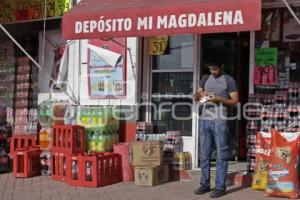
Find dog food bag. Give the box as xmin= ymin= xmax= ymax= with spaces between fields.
xmin=265 ymin=129 xmax=300 ymax=199
xmin=252 ymin=131 xmax=271 ymax=190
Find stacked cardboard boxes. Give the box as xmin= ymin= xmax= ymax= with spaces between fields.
xmin=130 ymin=140 xmax=169 ymax=186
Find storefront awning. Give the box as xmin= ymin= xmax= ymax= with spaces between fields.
xmin=62 ymin=0 xmax=261 ymax=40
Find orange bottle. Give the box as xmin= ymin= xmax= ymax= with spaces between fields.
xmin=39 ymin=127 xmax=52 ymax=150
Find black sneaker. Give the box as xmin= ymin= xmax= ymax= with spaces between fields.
xmin=194 ymin=186 xmax=211 ymax=195
xmin=209 ymin=189 xmax=226 ymax=198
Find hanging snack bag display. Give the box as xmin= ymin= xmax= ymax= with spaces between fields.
xmin=265 ymin=129 xmax=300 ymax=199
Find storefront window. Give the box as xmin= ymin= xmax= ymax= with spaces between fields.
xmin=150 ymin=35 xmax=194 ymax=137
xmin=152 ymin=35 xmax=194 ymax=70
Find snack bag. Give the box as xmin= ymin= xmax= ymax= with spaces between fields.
xmin=252 ymin=131 xmax=271 ymax=190
xmin=265 ymin=129 xmax=300 ymax=199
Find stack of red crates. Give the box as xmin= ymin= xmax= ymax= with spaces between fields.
xmin=10 ymin=135 xmax=40 ymax=177
xmin=51 ymin=124 xmax=121 ymax=187
xmin=51 ymin=124 xmax=86 ymax=182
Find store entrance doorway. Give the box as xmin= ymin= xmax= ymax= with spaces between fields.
xmin=197 ymin=32 xmax=250 ymax=166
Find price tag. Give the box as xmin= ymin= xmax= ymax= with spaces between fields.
xmin=55 ymin=0 xmax=70 ymax=16
xmin=148 ymin=36 xmax=168 ymax=55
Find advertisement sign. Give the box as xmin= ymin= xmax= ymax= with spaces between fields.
xmin=62 ymin=0 xmax=261 ymax=39
xmin=255 ymin=48 xmax=278 ymax=67
xmin=87 ymin=39 xmax=126 ymax=99
xmin=254 ymin=48 xmax=278 ymax=86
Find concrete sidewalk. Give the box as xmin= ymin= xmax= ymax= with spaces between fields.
xmin=0 ymin=168 xmax=285 ymax=200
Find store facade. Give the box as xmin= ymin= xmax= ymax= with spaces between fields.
xmin=60 ymin=0 xmax=262 ymax=168
xmin=3 ymin=0 xmax=299 ymax=169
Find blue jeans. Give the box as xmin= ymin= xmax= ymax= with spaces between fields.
xmin=199 ymin=120 xmax=230 ymax=190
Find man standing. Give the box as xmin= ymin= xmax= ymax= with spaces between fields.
xmin=194 ymin=60 xmax=239 ymax=198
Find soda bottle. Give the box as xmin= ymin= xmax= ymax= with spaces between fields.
xmin=90 ymin=107 xmax=96 ymax=126
xmin=178 ymin=153 xmax=184 ymax=170
xmin=88 ymin=130 xmax=94 ymax=152
xmin=39 ymin=127 xmax=52 ymax=150
xmin=173 ymin=153 xmax=179 ymax=170
xmin=75 ymin=129 xmax=82 ymax=149
xmin=104 ymin=130 xmax=111 ymax=152
xmin=40 ymin=151 xmax=51 ymax=176
xmin=85 ymin=161 xmax=92 ymax=181
xmin=92 ymin=107 xmax=98 ymax=126
xmin=87 ymin=107 xmax=92 ymax=125
xmin=98 ymin=130 xmax=106 ymax=152
xmin=91 ymin=131 xmax=99 ymax=152
xmin=98 ymin=107 xmax=103 ymax=126
xmin=71 ymin=160 xmax=78 ymax=180
xmin=79 ymin=107 xmax=85 ymax=125
xmin=63 ymin=157 xmax=67 ymax=176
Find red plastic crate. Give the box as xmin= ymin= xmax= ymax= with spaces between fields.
xmin=67 ymin=153 xmax=121 ymax=188
xmin=51 ymin=125 xmax=85 ymax=155
xmin=10 ymin=135 xmax=38 ymax=155
xmin=51 ymin=152 xmax=68 ymax=181
xmin=12 ymin=148 xmax=41 ymax=178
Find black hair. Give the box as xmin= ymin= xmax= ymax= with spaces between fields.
xmin=205 ymin=58 xmax=224 ymax=68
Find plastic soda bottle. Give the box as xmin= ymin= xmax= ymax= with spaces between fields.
xmin=98 ymin=130 xmax=106 ymax=152
xmin=88 ymin=130 xmax=94 ymax=152
xmin=85 ymin=161 xmax=92 ymax=181
xmin=108 ymin=129 xmax=114 ymax=151
xmin=63 ymin=158 xmax=67 ymax=176
xmin=91 ymin=131 xmax=99 ymax=152
xmin=39 ymin=127 xmax=52 ymax=150
xmin=98 ymin=107 xmax=103 ymax=126
xmin=71 ymin=160 xmax=78 ymax=180
xmin=79 ymin=107 xmax=85 ymax=125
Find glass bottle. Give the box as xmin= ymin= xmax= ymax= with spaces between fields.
xmin=85 ymin=161 xmax=92 ymax=181
xmin=71 ymin=160 xmax=78 ymax=180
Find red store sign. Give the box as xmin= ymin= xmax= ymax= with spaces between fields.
xmin=62 ymin=0 xmax=261 ymax=39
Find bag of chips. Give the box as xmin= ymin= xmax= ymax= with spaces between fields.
xmin=252 ymin=131 xmax=271 ymax=190
xmin=265 ymin=129 xmax=300 ymax=199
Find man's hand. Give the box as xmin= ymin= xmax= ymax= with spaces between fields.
xmin=207 ymin=95 xmax=221 ymax=104
xmin=194 ymin=91 xmax=208 ymax=101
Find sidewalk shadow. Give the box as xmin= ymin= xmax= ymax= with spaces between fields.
xmin=226 ymin=185 xmax=250 ymax=195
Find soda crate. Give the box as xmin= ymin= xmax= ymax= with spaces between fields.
xmin=51 ymin=151 xmax=68 ymax=181
xmin=51 ymin=125 xmax=85 ymax=155
xmin=12 ymin=148 xmax=41 ymax=178
xmin=10 ymin=135 xmax=38 ymax=155
xmin=67 ymin=152 xmax=121 ymax=188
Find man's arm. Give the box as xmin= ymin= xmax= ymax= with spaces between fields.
xmin=208 ymin=91 xmax=239 ymax=107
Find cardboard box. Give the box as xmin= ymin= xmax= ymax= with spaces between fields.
xmin=134 ymin=165 xmax=169 ymax=186
xmin=130 ymin=141 xmax=163 ymax=166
